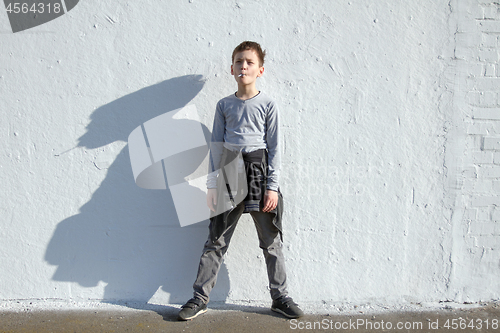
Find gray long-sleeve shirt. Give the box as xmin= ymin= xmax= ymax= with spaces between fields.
xmin=207 ymin=92 xmax=280 ymax=191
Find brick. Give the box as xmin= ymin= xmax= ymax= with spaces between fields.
xmin=467 ymin=91 xmax=481 ymax=106
xmin=482 ymin=222 xmax=497 ymax=235
xmin=481 ymin=33 xmax=499 ymax=48
xmin=468 ymin=223 xmax=481 ymax=235
xmin=483 ymin=136 xmax=500 ymax=150
xmin=459 ymin=1 xmax=484 ymax=20
xmin=472 ymin=150 xmax=495 ymax=163
xmin=479 ymin=91 xmax=498 ymax=106
xmin=463 ymin=178 xmax=475 ymax=191
xmin=469 ymin=221 xmax=496 ymax=235
xmin=474 ymin=77 xmax=500 ymax=90
xmin=467 ymin=135 xmax=484 ymax=150
xmin=471 ymin=196 xmax=500 ymax=206
xmin=478 ymin=48 xmax=499 ymax=62
xmin=479 ymin=165 xmax=500 ymax=177
xmin=478 ymin=20 xmax=500 ymax=33
xmin=464 ymin=151 xmax=475 ymax=165
xmin=493 ymin=180 xmax=500 ymax=191
xmin=492 ymin=207 xmax=500 ymax=220
xmin=478 ymin=207 xmax=492 ymax=220
xmin=485 ymin=64 xmax=497 ymax=77
xmin=463 ymin=165 xmax=478 ymax=178
xmin=472 ymin=179 xmax=495 ymax=192
xmin=481 ymin=248 xmax=500 ymax=263
xmin=482 ymin=6 xmax=500 ymax=20
xmin=458 ymin=32 xmax=481 ymax=47
xmin=465 ymin=208 xmax=479 ymax=220
xmin=467 ymin=123 xmax=489 ymax=135
xmin=488 ymin=121 xmax=500 ymax=134
xmin=455 ymin=46 xmax=477 ymax=61
xmin=466 ymin=76 xmax=477 ymax=91
xmin=468 ymin=64 xmax=484 ymax=77
xmin=459 ymin=20 xmax=480 ymax=33
xmin=473 ymin=108 xmax=500 ymax=120
xmin=475 ymin=235 xmax=500 ymax=249
xmin=465 ymin=235 xmax=478 ymax=248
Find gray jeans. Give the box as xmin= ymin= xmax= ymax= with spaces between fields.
xmin=193 ymin=203 xmax=288 ymax=303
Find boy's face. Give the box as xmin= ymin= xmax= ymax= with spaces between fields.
xmin=231 ymin=49 xmax=264 ymax=85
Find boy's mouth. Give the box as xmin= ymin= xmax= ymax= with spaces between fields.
xmin=238 ymin=74 xmax=245 ymax=77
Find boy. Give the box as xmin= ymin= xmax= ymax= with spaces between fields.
xmin=178 ymin=41 xmax=303 ymax=320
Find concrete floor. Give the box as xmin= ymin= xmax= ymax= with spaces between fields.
xmin=1 ymin=303 xmax=500 ymax=333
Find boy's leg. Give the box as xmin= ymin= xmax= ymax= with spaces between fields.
xmin=192 ymin=204 xmax=245 ymax=303
xmin=249 ymin=210 xmax=288 ymax=300
xmin=250 ymin=210 xmax=304 ymax=318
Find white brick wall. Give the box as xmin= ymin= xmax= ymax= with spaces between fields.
xmin=2 ymin=0 xmax=500 ymax=308
xmin=450 ymin=0 xmax=500 ymax=300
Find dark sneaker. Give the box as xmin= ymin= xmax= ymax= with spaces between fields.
xmin=271 ymin=296 xmax=304 ymax=318
xmin=177 ymin=298 xmax=208 ymax=321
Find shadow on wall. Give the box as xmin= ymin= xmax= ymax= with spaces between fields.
xmin=44 ymin=75 xmax=230 ymax=305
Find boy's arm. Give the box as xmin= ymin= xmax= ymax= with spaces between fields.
xmin=265 ymin=101 xmax=280 ymax=192
xmin=207 ymin=188 xmax=217 ymax=212
xmin=206 ymin=101 xmax=225 ymax=190
xmin=263 ymin=190 xmax=278 ymax=212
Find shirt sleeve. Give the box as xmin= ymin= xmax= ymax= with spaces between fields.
xmin=265 ymin=101 xmax=280 ymax=191
xmin=206 ymin=101 xmax=225 ymax=189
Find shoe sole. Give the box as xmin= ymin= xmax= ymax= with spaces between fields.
xmin=271 ymin=307 xmax=302 ymax=319
xmin=178 ymin=308 xmax=208 ymax=321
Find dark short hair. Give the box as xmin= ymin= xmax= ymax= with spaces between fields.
xmin=232 ymin=41 xmax=266 ymax=67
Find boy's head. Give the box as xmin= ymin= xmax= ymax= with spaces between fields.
xmin=232 ymin=41 xmax=266 ymax=67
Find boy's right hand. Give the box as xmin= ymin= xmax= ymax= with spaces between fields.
xmin=207 ymin=188 xmax=217 ymax=212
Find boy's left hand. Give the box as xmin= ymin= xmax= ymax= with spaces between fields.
xmin=263 ymin=190 xmax=278 ymax=212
